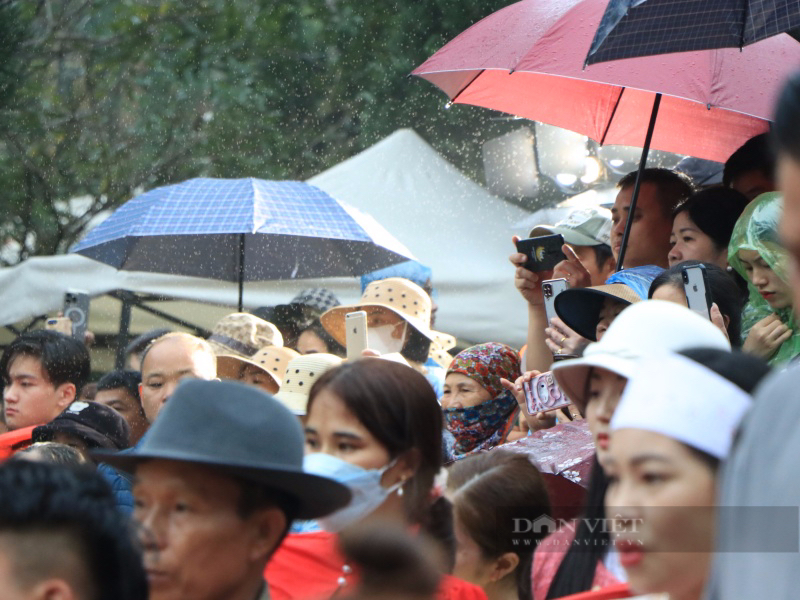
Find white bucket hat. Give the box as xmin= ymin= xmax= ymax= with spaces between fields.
xmin=552 ymin=300 xmax=730 ymax=411
xmin=275 ymin=353 xmax=343 ymax=415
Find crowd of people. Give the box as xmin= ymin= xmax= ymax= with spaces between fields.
xmin=2 ymin=70 xmax=800 ymax=600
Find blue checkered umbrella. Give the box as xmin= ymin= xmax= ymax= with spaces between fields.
xmin=71 ymin=178 xmax=415 ymax=310
xmin=587 ymin=0 xmax=800 ymax=65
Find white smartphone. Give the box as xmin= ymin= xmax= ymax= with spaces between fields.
xmin=682 ymin=264 xmax=712 ymax=320
xmin=345 ymin=311 xmax=368 ymax=361
xmin=542 ymin=278 xmax=569 ymax=327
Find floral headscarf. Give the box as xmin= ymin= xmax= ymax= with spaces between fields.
xmin=443 ymin=343 xmax=521 ymax=460
xmin=728 ymin=192 xmax=800 ymax=365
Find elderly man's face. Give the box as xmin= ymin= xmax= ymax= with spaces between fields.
xmin=139 ymin=337 xmax=216 ymax=423
xmin=133 ymin=460 xmax=285 ymax=600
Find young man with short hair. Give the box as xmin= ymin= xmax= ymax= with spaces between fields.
xmin=0 ymin=331 xmax=90 ymax=457
xmin=0 ymin=460 xmax=147 ymax=600
xmin=94 ymin=369 xmax=148 ymax=445
xmin=610 ymin=168 xmax=694 ymax=269
xmin=723 ymin=133 xmax=777 ymax=201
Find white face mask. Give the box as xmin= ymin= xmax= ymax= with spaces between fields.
xmin=303 ymin=453 xmax=401 ymax=532
xmin=367 ymin=323 xmax=407 ymax=355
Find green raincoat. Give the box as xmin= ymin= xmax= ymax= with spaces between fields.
xmin=728 ymin=192 xmax=800 ymax=365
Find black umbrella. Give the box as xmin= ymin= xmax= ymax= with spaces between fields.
xmin=586 ymin=0 xmax=800 ymax=65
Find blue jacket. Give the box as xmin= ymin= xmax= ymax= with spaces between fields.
xmin=97 ymin=462 xmax=134 ymax=516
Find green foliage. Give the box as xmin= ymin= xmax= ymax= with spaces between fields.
xmin=0 ymin=0 xmax=513 ymax=261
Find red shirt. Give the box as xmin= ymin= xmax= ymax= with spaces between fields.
xmin=555 ymin=583 xmax=633 ymax=599
xmin=266 ymin=531 xmax=486 ymax=600
xmin=0 ymin=426 xmax=36 ymax=460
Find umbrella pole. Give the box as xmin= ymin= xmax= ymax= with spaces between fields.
xmin=237 ymin=233 xmax=245 ymax=312
xmin=615 ymin=92 xmax=662 ymax=271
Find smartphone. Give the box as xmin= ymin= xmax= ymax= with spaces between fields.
xmin=523 ymin=371 xmax=571 ymax=414
xmin=682 ymin=264 xmax=712 ymax=320
xmin=63 ymin=290 xmax=90 ymax=339
xmin=516 ymin=234 xmax=566 ymax=272
xmin=542 ymin=278 xmax=569 ymax=327
xmin=45 ymin=317 xmax=73 ymax=336
xmin=345 ymin=311 xmax=368 ymax=361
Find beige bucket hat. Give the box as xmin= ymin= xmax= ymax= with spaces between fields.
xmin=216 ymin=346 xmax=300 ymax=387
xmin=275 ymin=353 xmax=343 ymax=415
xmin=321 ymin=277 xmax=451 ymax=350
xmin=207 ymin=313 xmax=283 ymax=359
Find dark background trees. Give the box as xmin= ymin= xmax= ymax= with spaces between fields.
xmin=0 ymin=0 xmax=513 ymax=262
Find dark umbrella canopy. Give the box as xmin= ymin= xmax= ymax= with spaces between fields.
xmin=587 ymin=0 xmax=800 ymax=65
xmin=71 ymin=178 xmax=415 ymax=308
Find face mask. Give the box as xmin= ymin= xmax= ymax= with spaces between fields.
xmin=443 ymin=391 xmax=518 ymax=457
xmin=367 ymin=323 xmax=407 ymax=355
xmin=303 ymin=452 xmax=401 ymax=532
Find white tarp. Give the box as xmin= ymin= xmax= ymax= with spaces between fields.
xmin=309 ymin=129 xmax=531 ymax=346
xmin=0 ymin=129 xmax=531 ymax=347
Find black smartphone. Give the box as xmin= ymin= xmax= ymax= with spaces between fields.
xmin=682 ymin=264 xmax=712 ymax=320
xmin=63 ymin=290 xmax=90 ymax=340
xmin=516 ymin=234 xmax=566 ymax=272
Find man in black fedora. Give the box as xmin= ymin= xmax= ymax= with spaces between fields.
xmin=98 ymin=379 xmax=350 ymax=600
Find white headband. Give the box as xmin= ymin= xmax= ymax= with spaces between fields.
xmin=611 ymin=352 xmax=752 ymax=460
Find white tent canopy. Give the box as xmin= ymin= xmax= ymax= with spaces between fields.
xmin=0 ymin=129 xmax=531 ymax=348
xmin=309 ymin=129 xmax=530 ymax=346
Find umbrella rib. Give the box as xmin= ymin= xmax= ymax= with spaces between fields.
xmin=599 ymin=86 xmax=625 ymax=147
xmin=450 ymin=69 xmax=487 ymax=104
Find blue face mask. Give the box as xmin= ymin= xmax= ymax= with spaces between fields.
xmin=303 ymin=453 xmax=400 ymax=532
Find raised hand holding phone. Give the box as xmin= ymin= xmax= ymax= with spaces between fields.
xmin=345 ymin=311 xmax=368 ymax=361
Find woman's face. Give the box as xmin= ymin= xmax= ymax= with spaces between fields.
xmin=584 ymin=367 xmax=627 ymax=466
xmin=668 ymin=212 xmax=727 ymax=268
xmin=303 ymin=388 xmax=391 ymax=470
xmin=238 ymin=364 xmax=278 ymax=394
xmin=595 ymin=298 xmax=628 ymax=341
xmin=451 ymin=514 xmax=508 ymax=591
xmin=651 ymin=283 xmax=688 ymax=307
xmin=442 ymin=373 xmax=491 ymax=409
xmin=738 ymin=248 xmax=793 ymax=310
xmin=296 ymin=329 xmax=328 ymax=355
xmin=604 ymin=429 xmax=716 ymax=600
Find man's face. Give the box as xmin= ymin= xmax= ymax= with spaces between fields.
xmin=731 ymin=169 xmax=776 ymax=201
xmin=139 ymin=338 xmax=216 ymax=424
xmin=133 ymin=460 xmax=284 ymax=600
xmin=778 ymin=154 xmax=800 ymax=313
xmin=94 ymin=387 xmax=149 ymax=446
xmin=611 ymin=183 xmax=673 ymax=268
xmin=571 ymin=244 xmax=615 ymax=286
xmin=3 ymin=355 xmax=73 ymax=430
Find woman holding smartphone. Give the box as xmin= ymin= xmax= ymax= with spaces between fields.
xmin=729 ymin=192 xmax=800 ymax=363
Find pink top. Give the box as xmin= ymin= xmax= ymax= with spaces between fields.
xmin=532 ymin=526 xmax=621 ymax=600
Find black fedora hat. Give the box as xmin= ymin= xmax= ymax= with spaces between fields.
xmin=95 ymin=379 xmax=350 ymax=520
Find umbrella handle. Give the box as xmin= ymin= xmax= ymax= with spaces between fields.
xmin=615 ymin=93 xmax=662 ymax=271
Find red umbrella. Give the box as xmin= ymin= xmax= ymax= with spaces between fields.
xmin=412 ymin=0 xmax=800 ymax=266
